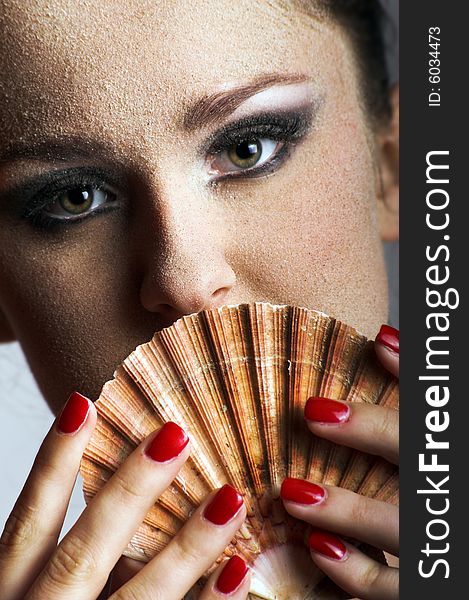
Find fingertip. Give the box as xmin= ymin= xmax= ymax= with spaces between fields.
xmin=56 ymin=391 xmax=95 ymax=436
xmin=374 ymin=325 xmax=399 ymax=378
xmin=202 ymin=484 xmax=245 ymax=527
xmin=374 ymin=343 xmax=399 ymax=378
xmin=308 ymin=537 xmax=398 ymax=599
xmin=280 ymin=478 xmax=327 ymax=509
xmin=308 ymin=528 xmax=347 ymax=559
xmin=143 ymin=422 xmax=190 ymax=463
xmin=86 ymin=399 xmax=98 ymax=427
xmin=214 ymin=555 xmax=250 ymax=596
xmin=304 ymin=397 xmax=350 ymax=425
xmin=375 ymin=325 xmax=399 ymax=354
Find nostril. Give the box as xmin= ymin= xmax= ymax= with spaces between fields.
xmin=211 ymin=286 xmax=231 ymax=306
xmin=140 ymin=259 xmax=236 ymax=316
xmin=144 ymin=288 xmax=230 ymax=325
xmin=155 ymin=303 xmax=198 ymax=323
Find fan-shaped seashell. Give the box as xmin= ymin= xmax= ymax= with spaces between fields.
xmin=80 ymin=302 xmax=398 ymax=599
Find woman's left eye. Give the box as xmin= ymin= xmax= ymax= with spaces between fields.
xmin=43 ymin=185 xmax=117 ymax=220
xmin=208 ymin=138 xmax=281 ymax=176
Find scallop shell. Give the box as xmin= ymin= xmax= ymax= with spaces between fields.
xmin=80 ymin=302 xmax=398 ymax=599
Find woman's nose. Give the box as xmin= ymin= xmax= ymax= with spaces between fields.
xmin=138 ymin=201 xmax=237 ymax=320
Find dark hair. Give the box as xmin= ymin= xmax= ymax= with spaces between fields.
xmin=316 ymin=1 xmax=392 ymax=126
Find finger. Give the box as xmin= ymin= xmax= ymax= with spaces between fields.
xmin=308 ymin=529 xmax=398 ymax=600
xmin=0 ymin=392 xmax=96 ymax=600
xmin=113 ymin=484 xmax=247 ymax=600
xmin=375 ymin=325 xmax=399 ymax=378
xmin=304 ymin=397 xmax=399 ymax=464
xmin=199 ymin=556 xmax=250 ymax=599
xmin=281 ymin=478 xmax=399 ymax=556
xmin=28 ymin=421 xmax=190 ymax=600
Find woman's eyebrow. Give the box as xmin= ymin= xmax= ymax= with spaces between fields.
xmin=182 ymin=73 xmax=310 ymax=130
xmin=0 ymin=73 xmax=309 ymax=164
xmin=0 ymin=138 xmax=111 ymax=164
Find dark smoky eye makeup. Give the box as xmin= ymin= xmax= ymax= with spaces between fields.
xmin=2 ymin=166 xmax=125 ymax=231
xmin=1 ymin=103 xmax=317 ymax=232
xmin=202 ymin=105 xmax=316 ymax=183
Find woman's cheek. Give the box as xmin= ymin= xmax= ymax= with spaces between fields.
xmin=222 ymin=125 xmax=388 ymax=337
xmin=0 ymin=218 xmax=148 ymax=409
xmin=298 ymin=114 xmax=388 ymax=334
xmin=230 ymin=200 xmax=386 ymax=337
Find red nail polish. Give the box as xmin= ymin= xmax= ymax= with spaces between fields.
xmin=376 ymin=324 xmax=399 ymax=354
xmin=215 ymin=556 xmax=249 ymax=595
xmin=304 ymin=397 xmax=350 ymax=424
xmin=204 ymin=484 xmax=244 ymax=525
xmin=57 ymin=392 xmax=91 ymax=434
xmin=280 ymin=478 xmax=325 ymax=505
xmin=144 ymin=422 xmax=189 ymax=463
xmin=308 ymin=529 xmax=347 ymax=560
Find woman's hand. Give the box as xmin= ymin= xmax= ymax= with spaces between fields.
xmin=0 ymin=392 xmax=250 ymax=600
xmin=280 ymin=325 xmax=399 ymax=600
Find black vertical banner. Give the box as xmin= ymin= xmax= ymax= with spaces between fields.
xmin=400 ymin=3 xmax=466 ymax=597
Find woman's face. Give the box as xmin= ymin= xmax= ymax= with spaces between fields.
xmin=0 ymin=0 xmax=394 ymax=414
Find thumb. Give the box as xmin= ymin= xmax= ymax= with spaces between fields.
xmin=374 ymin=324 xmax=399 ymax=378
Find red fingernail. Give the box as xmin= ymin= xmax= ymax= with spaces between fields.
xmin=305 ymin=397 xmax=350 ymax=424
xmin=280 ymin=478 xmax=325 ymax=505
xmin=215 ymin=556 xmax=249 ymax=595
xmin=308 ymin=529 xmax=347 ymax=560
xmin=376 ymin=324 xmax=399 ymax=354
xmin=144 ymin=422 xmax=189 ymax=463
xmin=57 ymin=392 xmax=91 ymax=434
xmin=204 ymin=484 xmax=244 ymax=525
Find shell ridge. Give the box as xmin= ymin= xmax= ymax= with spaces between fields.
xmin=79 ymin=302 xmax=399 ymax=600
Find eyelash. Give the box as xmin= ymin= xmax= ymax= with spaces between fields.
xmin=22 ymin=111 xmax=312 ymax=231
xmin=22 ymin=171 xmax=121 ymax=231
xmin=205 ymin=111 xmax=312 ymax=183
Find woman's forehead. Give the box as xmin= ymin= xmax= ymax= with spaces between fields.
xmin=0 ymin=0 xmax=344 ymax=155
